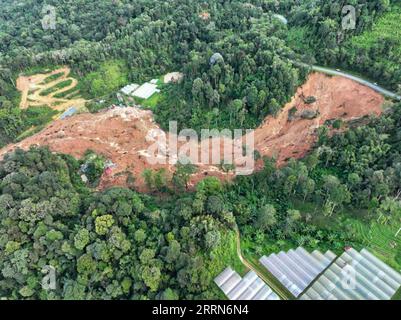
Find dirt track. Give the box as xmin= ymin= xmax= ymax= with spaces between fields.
xmin=1 ymin=73 xmax=384 ymax=191
xmin=17 ymin=67 xmax=86 ymax=112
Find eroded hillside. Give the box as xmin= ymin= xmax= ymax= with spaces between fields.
xmin=0 ymin=73 xmax=384 ymax=191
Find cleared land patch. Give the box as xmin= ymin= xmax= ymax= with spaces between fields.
xmin=350 ymin=6 xmax=401 ymax=57
xmin=39 ymin=79 xmax=73 ymax=96
xmin=1 ymin=72 xmax=385 ymax=191
xmin=17 ymin=67 xmax=87 ymax=112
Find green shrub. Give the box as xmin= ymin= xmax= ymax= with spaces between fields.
xmin=40 ymin=79 xmax=73 ymax=96
xmin=41 ymin=72 xmax=65 ymax=84
xmin=80 ymin=60 xmax=128 ymax=98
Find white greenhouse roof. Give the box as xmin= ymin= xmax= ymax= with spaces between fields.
xmin=132 ymin=82 xmax=160 ymax=99
xmin=300 ymin=248 xmax=401 ymax=300
xmin=214 ymin=267 xmax=280 ymax=300
xmin=260 ymin=247 xmax=336 ymax=297
xmin=121 ymin=84 xmax=139 ymax=95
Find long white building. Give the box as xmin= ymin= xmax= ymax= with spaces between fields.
xmin=260 ymin=247 xmax=336 ymax=297
xmin=214 ymin=267 xmax=280 ymax=300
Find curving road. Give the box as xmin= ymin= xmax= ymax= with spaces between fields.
xmin=293 ymin=61 xmax=401 ymax=101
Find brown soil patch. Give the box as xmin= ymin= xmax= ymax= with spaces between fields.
xmin=1 ymin=72 xmax=384 ymax=191
xmin=0 ymin=106 xmax=232 ymax=191
xmin=17 ymin=67 xmax=87 ymax=112
xmin=250 ymin=72 xmax=384 ymax=166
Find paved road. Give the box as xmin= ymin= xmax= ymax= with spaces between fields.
xmin=293 ymin=62 xmax=401 ymax=101
xmin=234 ymin=228 xmax=292 ymax=300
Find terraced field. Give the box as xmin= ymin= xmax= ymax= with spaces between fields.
xmin=17 ymin=67 xmax=87 ymax=112
xmin=348 ymin=218 xmax=401 ymax=272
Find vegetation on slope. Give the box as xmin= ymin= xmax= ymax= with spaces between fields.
xmin=2 ymin=103 xmax=401 ymax=299
xmin=284 ymin=0 xmax=401 ymax=90
xmin=0 ymin=147 xmax=239 ymax=300
xmin=78 ymin=60 xmax=129 ymax=99
xmin=225 ymin=102 xmax=401 ymax=273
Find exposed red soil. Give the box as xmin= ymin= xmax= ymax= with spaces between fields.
xmin=250 ymin=72 xmax=384 ymax=166
xmin=0 ymin=73 xmax=384 ymax=191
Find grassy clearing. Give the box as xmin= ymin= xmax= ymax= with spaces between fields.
xmin=347 ymin=218 xmax=401 ymax=272
xmin=39 ymin=79 xmax=73 ymax=96
xmin=140 ymin=92 xmax=162 ymax=109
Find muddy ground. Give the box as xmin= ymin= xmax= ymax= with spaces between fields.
xmin=1 ymin=73 xmax=384 ymax=191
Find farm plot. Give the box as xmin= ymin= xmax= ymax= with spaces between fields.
xmin=17 ymin=67 xmax=87 ymax=112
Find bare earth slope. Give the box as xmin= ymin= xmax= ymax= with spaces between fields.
xmin=251 ymin=72 xmax=384 ymax=166
xmin=0 ymin=73 xmax=384 ymax=190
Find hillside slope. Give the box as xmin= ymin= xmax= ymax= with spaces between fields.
xmin=0 ymin=73 xmax=384 ymax=190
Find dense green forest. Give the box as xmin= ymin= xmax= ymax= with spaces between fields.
xmin=0 ymin=147 xmax=242 ymax=299
xmin=0 ymin=0 xmax=400 ymax=299
xmin=0 ymin=0 xmax=144 ymax=53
